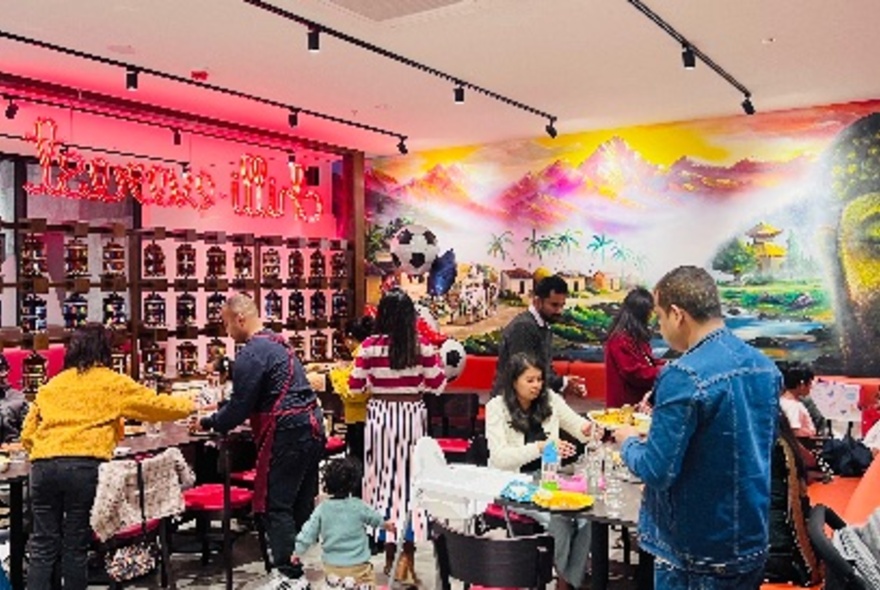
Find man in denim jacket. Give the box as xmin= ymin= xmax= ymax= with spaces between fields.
xmin=615 ymin=266 xmax=780 ymax=589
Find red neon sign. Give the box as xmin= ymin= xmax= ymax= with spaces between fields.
xmin=23 ymin=118 xmax=218 ymax=210
xmin=230 ymin=154 xmax=323 ymax=222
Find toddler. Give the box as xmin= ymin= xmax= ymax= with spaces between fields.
xmin=292 ymin=457 xmax=394 ymax=589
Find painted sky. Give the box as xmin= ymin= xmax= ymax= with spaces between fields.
xmin=367 ymin=98 xmax=880 ymax=283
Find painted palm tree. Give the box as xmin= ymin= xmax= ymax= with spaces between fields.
xmin=487 ymin=230 xmax=514 ymax=261
xmin=587 ymin=233 xmax=615 ymax=265
xmin=536 ymin=235 xmax=558 ymax=261
xmin=523 ymin=228 xmax=542 ymax=260
xmin=612 ymin=244 xmax=631 ymax=284
xmin=366 ymin=223 xmax=386 ymax=262
xmin=553 ymin=229 xmax=583 ymax=256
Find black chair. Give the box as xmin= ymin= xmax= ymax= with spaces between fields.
xmin=432 ymin=521 xmax=555 ymax=590
xmin=807 ymin=504 xmax=871 ymax=590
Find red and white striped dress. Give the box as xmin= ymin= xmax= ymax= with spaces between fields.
xmin=348 ymin=334 xmax=446 ymax=542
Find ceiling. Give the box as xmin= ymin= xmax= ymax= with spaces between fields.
xmin=1 ymin=0 xmax=879 ymax=158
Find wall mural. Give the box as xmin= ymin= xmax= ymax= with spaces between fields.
xmin=366 ymin=100 xmax=880 ymax=376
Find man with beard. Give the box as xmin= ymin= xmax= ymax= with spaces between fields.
xmin=492 ymin=274 xmax=587 ymax=398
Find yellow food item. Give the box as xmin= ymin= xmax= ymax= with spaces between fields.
xmin=533 ymin=490 xmax=594 ymax=511
xmin=590 ymin=409 xmax=651 ymax=432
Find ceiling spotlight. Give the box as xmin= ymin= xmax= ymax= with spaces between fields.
xmin=545 ymin=118 xmax=558 ymax=139
xmin=172 ymin=128 xmax=181 ymax=146
xmin=308 ymin=28 xmax=320 ymax=52
xmin=741 ymin=96 xmax=756 ymax=115
xmin=288 ymin=108 xmax=299 ymax=128
xmin=681 ymin=44 xmax=696 ymax=69
xmin=306 ymin=166 xmax=320 ymax=186
xmin=181 ymin=162 xmax=191 ymax=177
xmin=287 ymin=152 xmax=296 ymax=166
xmin=397 ymin=137 xmax=408 ymax=155
xmin=125 ymin=66 xmax=139 ymax=91
xmin=5 ymin=99 xmax=18 ymax=120
xmin=454 ymin=85 xmax=465 ymax=104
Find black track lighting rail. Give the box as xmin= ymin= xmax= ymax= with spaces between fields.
xmin=0 ymin=29 xmax=408 ymax=145
xmin=242 ymin=0 xmax=559 ymax=133
xmin=626 ymin=0 xmax=755 ymax=112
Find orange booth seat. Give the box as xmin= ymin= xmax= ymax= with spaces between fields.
xmin=447 ymin=355 xmax=608 ymax=404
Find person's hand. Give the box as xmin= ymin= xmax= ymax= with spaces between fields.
xmin=290 ymin=554 xmax=301 ymax=565
xmin=636 ymin=391 xmax=653 ymax=415
xmin=580 ymin=421 xmax=594 ymax=438
xmin=563 ymin=376 xmax=588 ymax=398
xmin=613 ymin=425 xmax=642 ymax=444
xmin=188 ymin=415 xmax=206 ymax=434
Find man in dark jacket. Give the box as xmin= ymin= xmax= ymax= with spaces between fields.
xmin=492 ymin=275 xmax=586 ymax=398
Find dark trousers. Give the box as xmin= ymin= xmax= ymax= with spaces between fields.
xmin=264 ymin=431 xmax=323 ymax=577
xmin=28 ymin=457 xmax=101 ymax=590
xmin=346 ymin=422 xmax=365 ymax=465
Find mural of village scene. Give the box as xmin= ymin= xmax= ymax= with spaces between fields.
xmin=366 ymin=100 xmax=880 ymax=375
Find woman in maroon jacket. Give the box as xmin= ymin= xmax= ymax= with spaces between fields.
xmin=604 ymin=287 xmax=663 ymax=408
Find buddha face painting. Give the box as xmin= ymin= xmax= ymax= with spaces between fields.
xmin=827 ymin=112 xmax=880 ymax=375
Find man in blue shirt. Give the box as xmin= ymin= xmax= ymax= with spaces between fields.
xmin=615 ymin=266 xmax=780 ymax=589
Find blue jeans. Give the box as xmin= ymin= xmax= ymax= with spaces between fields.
xmin=28 ymin=457 xmax=102 ymax=590
xmin=655 ymin=559 xmax=764 ymax=590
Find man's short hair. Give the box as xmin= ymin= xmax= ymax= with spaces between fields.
xmin=225 ymin=293 xmax=258 ymax=317
xmin=534 ymin=275 xmax=569 ymax=298
xmin=654 ymin=266 xmax=722 ymax=322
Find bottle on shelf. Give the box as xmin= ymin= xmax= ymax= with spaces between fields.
xmin=206 ymin=245 xmax=227 ymax=278
xmin=62 ymin=293 xmax=89 ymax=330
xmin=20 ymin=293 xmax=48 ymax=334
xmin=288 ymin=250 xmax=305 ymax=281
xmin=176 ymin=243 xmax=197 ymax=278
xmin=234 ymin=246 xmax=253 ymax=280
xmin=102 ymin=293 xmax=127 ymax=329
xmin=143 ymin=293 xmax=167 ymax=328
xmin=21 ymin=234 xmax=47 ymax=278
xmin=262 ymin=248 xmax=281 ymax=280
xmin=206 ymin=292 xmax=227 ymax=326
xmin=176 ymin=292 xmax=197 ymax=328
xmin=176 ymin=341 xmax=198 ymax=377
xmin=64 ymin=238 xmax=89 ymax=278
xmin=102 ymin=239 xmax=126 ymax=277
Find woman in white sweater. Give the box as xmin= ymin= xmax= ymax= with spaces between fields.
xmin=485 ymin=352 xmax=594 ymax=590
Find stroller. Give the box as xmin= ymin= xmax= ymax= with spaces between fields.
xmin=808 ymin=504 xmax=879 ymax=590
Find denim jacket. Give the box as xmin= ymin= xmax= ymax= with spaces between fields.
xmin=621 ymin=327 xmax=781 ymax=574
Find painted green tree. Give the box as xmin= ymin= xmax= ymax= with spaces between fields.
xmin=487 ymin=231 xmax=513 ymax=261
xmin=587 ymin=233 xmax=615 ymax=265
xmin=553 ymin=229 xmax=582 ymax=256
xmin=712 ymin=238 xmax=757 ymax=283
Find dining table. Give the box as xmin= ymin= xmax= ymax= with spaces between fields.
xmin=0 ymin=422 xmax=241 ymax=590
xmin=495 ymin=473 xmax=654 ymax=590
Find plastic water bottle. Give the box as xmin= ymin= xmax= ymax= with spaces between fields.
xmin=540 ymin=441 xmax=560 ymax=490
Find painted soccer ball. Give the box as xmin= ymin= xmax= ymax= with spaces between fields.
xmin=440 ymin=338 xmax=467 ymax=382
xmin=390 ymin=224 xmax=439 ymax=276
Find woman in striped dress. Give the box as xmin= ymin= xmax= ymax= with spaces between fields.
xmin=349 ymin=289 xmax=446 ymax=584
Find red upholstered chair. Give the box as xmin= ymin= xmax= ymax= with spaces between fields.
xmin=180 ymin=483 xmax=258 ymax=566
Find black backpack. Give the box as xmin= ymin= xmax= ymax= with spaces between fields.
xmin=821 ymin=433 xmax=873 ymax=477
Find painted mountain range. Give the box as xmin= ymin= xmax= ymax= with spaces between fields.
xmin=366 ymin=136 xmax=815 ymax=229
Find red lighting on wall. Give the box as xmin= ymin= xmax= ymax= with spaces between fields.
xmin=22 ymin=118 xmax=218 ymax=210
xmin=230 ymin=153 xmax=323 ymax=222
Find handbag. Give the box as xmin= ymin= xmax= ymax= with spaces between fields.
xmin=104 ymin=461 xmax=158 ymax=582
xmin=821 ymin=429 xmax=873 ymax=477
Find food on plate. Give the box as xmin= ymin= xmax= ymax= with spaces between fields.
xmin=532 ymin=489 xmax=594 ymax=511
xmin=587 ymin=406 xmax=651 ymax=433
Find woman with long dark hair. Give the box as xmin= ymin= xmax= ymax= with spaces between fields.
xmin=348 ymin=289 xmax=446 ymax=584
xmin=21 ymin=323 xmax=194 ymax=590
xmin=485 ymin=352 xmax=594 ymax=590
xmin=604 ymin=287 xmax=663 ymax=408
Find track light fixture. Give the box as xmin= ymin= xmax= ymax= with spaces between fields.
xmin=172 ymin=128 xmax=181 ymax=145
xmin=0 ymin=30 xmax=407 ymax=153
xmin=288 ymin=108 xmax=299 ymax=128
xmin=626 ymin=0 xmax=753 ymax=115
xmin=242 ymin=0 xmax=556 ymax=137
xmin=181 ymin=162 xmax=190 ymax=176
xmin=453 ymin=85 xmax=465 ymax=105
xmin=545 ymin=118 xmax=558 ymax=139
xmin=125 ymin=66 xmax=138 ymax=91
xmin=4 ymin=97 xmax=18 ymax=120
xmin=397 ymin=137 xmax=408 ymax=155
xmin=741 ymin=96 xmax=755 ymax=116
xmin=681 ymin=44 xmax=695 ymax=69
xmin=308 ymin=28 xmax=320 ymax=52
xmin=287 ymin=152 xmax=296 ymax=166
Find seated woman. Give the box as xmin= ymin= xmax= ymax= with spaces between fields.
xmin=485 ymin=352 xmax=594 ymax=590
xmin=764 ymin=411 xmax=822 ymax=586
